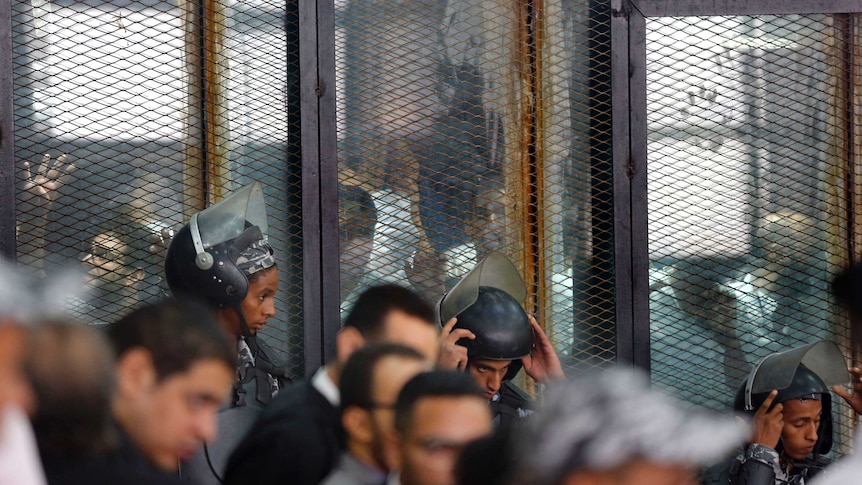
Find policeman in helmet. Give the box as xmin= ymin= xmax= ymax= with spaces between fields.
xmin=164 ymin=181 xmax=290 ymax=484
xmin=702 ymin=341 xmax=848 ymax=485
xmin=437 ymin=252 xmax=564 ymax=430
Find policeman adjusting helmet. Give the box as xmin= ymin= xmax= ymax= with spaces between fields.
xmin=439 ymin=252 xmax=531 ymax=382
xmin=165 ymin=182 xmax=272 ymax=310
xmin=733 ymin=340 xmax=848 ymax=455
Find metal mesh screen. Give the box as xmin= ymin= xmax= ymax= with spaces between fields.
xmin=334 ymin=0 xmax=616 ymax=372
xmin=12 ymin=0 xmax=305 ymax=376
xmin=646 ymin=14 xmax=856 ymax=451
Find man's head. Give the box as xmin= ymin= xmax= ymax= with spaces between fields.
xmin=339 ymin=343 xmax=431 ymax=472
xmin=510 ymin=369 xmax=745 ymax=485
xmin=339 ymin=184 xmax=377 ymax=296
xmin=392 ymin=370 xmax=492 ymax=485
xmin=439 ymin=253 xmax=531 ymax=397
xmin=83 ymin=215 xmax=169 ymax=313
xmin=0 ymin=258 xmax=86 ymax=426
xmin=734 ymin=363 xmax=833 ymax=458
xmin=452 ymin=286 xmax=532 ymax=398
xmin=24 ymin=319 xmax=117 ymax=457
xmin=165 ymin=181 xmax=277 ymax=337
xmin=107 ymin=299 xmax=236 ymax=471
xmin=216 ymin=237 xmax=279 ymax=337
xmin=338 ymin=285 xmax=439 ymax=365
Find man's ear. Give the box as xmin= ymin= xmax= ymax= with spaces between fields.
xmin=336 ymin=326 xmax=365 ymax=363
xmin=342 ymin=407 xmax=373 ymax=444
xmin=115 ymin=347 xmax=156 ymax=399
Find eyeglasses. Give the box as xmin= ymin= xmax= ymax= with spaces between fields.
xmin=89 ymin=244 xmax=128 ymax=262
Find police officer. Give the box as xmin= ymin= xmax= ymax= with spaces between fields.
xmin=164 ymin=181 xmax=290 ymax=484
xmin=702 ymin=340 xmax=848 ymax=485
xmin=437 ymin=252 xmax=564 ymax=430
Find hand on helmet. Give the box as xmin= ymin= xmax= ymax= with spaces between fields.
xmin=521 ymin=315 xmax=565 ymax=383
xmin=833 ymin=366 xmax=862 ymax=414
xmin=751 ymin=390 xmax=783 ymax=450
xmin=436 ymin=317 xmax=475 ymax=371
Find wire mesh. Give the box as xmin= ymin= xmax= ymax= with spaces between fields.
xmin=12 ymin=0 xmax=305 ymax=377
xmin=334 ymin=0 xmax=617 ymax=373
xmin=646 ymin=14 xmax=856 ymax=453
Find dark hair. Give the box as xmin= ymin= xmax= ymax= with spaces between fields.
xmin=833 ymin=263 xmax=862 ymax=351
xmin=247 ymin=264 xmax=278 ymax=284
xmin=339 ymin=184 xmax=377 ymax=241
xmin=340 ymin=343 xmax=425 ymax=411
xmin=394 ymin=370 xmax=484 ymax=433
xmin=106 ymin=299 xmax=236 ymax=380
xmin=455 ymin=432 xmax=514 ymax=485
xmin=343 ymin=284 xmax=436 ymax=338
xmin=26 ymin=319 xmax=118 ymax=457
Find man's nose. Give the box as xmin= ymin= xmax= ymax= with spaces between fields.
xmin=263 ymin=299 xmax=276 ymax=318
xmin=806 ymin=423 xmax=818 ymax=442
xmin=197 ymin=411 xmax=219 ymax=444
xmin=489 ymin=373 xmax=503 ymax=391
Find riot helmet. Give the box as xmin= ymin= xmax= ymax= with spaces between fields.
xmin=439 ymin=252 xmax=531 ymax=382
xmin=165 ymin=182 xmax=271 ymax=312
xmin=733 ymin=340 xmax=848 ymax=455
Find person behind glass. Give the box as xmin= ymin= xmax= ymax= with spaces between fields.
xmin=436 ymin=252 xmax=564 ymax=431
xmin=106 ymin=299 xmax=236 ymax=483
xmin=387 ymin=370 xmax=493 ymax=485
xmin=701 ymin=341 xmax=848 ymax=485
xmin=223 ymin=284 xmax=440 ymax=485
xmin=77 ymin=214 xmax=172 ymax=325
xmin=339 ymin=183 xmax=378 ymax=313
xmin=163 ymin=181 xmax=290 ymax=484
xmin=321 ymin=343 xmax=431 ymax=485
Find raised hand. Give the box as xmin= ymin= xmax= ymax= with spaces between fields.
xmin=833 ymin=366 xmax=862 ymax=414
xmin=22 ymin=153 xmax=75 ymax=203
xmin=751 ymin=390 xmax=783 ymax=449
xmin=436 ymin=317 xmax=475 ymax=371
xmin=521 ymin=315 xmax=565 ymax=383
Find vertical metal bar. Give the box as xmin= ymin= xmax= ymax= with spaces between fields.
xmin=628 ymin=6 xmax=651 ymax=370
xmin=0 ymin=0 xmax=15 ymax=260
xmin=610 ymin=0 xmax=634 ymax=366
xmin=316 ymin=0 xmax=340 ymax=364
xmin=299 ymin=0 xmax=324 ymax=374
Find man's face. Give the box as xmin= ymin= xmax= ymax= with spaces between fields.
xmin=563 ymin=460 xmax=696 ymax=485
xmin=780 ymin=399 xmax=822 ymax=460
xmin=83 ymin=233 xmax=140 ymax=297
xmin=379 ymin=310 xmax=439 ymax=363
xmin=362 ymin=356 xmax=429 ymax=470
xmin=398 ymin=396 xmax=492 ymax=485
xmin=126 ymin=358 xmax=233 ymax=471
xmin=467 ymin=358 xmax=512 ymax=400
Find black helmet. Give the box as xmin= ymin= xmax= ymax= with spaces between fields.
xmin=439 ymin=252 xmax=531 ymax=382
xmin=454 ymin=286 xmax=531 ymax=381
xmin=164 ymin=182 xmax=269 ymax=309
xmin=734 ymin=340 xmax=849 ymax=456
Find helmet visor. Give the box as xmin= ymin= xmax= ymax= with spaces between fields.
xmin=745 ymin=340 xmax=847 ymax=409
xmin=195 ymin=182 xmax=268 ymax=249
xmin=439 ymin=251 xmax=527 ymax=324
